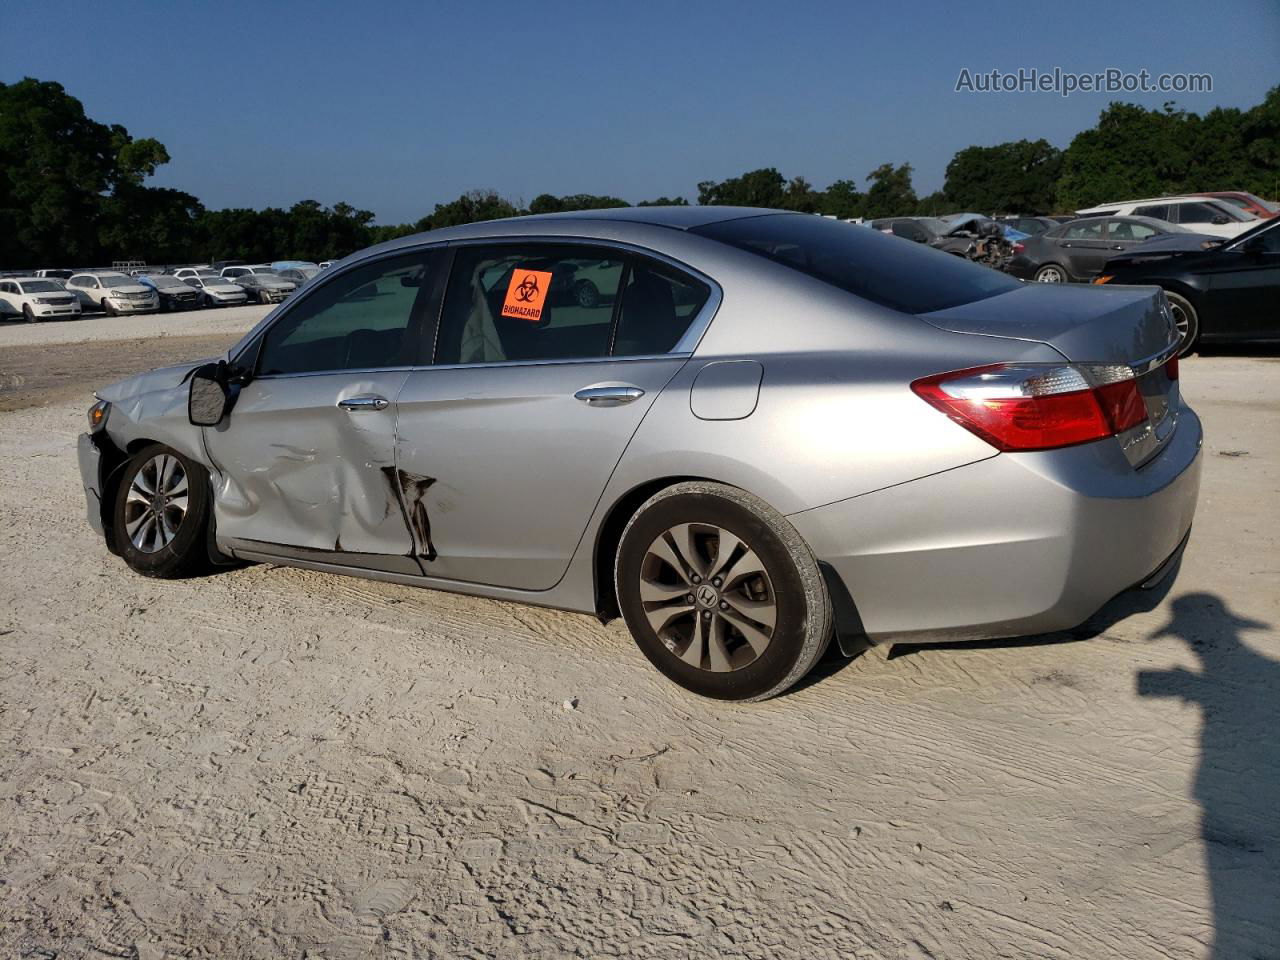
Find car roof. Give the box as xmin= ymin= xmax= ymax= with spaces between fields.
xmin=348 ymin=205 xmax=805 ymax=261
xmin=513 ymin=205 xmax=775 ymax=230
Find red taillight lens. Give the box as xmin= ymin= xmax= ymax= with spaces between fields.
xmin=912 ymin=363 xmax=1149 ymax=452
xmin=1012 ymin=242 xmax=1025 ymax=254
xmin=1165 ymin=355 xmax=1179 ymax=381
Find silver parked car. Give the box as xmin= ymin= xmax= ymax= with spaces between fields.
xmin=77 ymin=208 xmax=1202 ymax=701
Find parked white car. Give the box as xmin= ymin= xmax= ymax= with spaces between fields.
xmin=0 ymin=277 xmax=83 ymax=321
xmin=173 ymin=267 xmax=219 ymax=281
xmin=1075 ymin=196 xmax=1257 ymax=238
xmin=220 ymin=264 xmax=280 ymax=280
xmin=182 ymin=274 xmax=251 ymax=307
xmin=66 ymin=272 xmax=159 ymax=315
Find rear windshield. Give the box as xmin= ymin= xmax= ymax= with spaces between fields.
xmin=691 ymin=214 xmax=1020 ymax=314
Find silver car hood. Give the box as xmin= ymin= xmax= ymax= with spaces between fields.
xmin=97 ymin=358 xmax=216 ymax=402
xmin=919 ymin=283 xmax=1175 ymax=364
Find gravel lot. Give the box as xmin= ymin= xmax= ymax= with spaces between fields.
xmin=1 ymin=314 xmax=1277 ymax=959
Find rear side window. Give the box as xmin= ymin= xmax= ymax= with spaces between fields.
xmin=434 ymin=244 xmax=709 ymax=364
xmin=257 ymin=251 xmax=435 ymax=375
xmin=1064 ymin=221 xmax=1105 ymax=240
xmin=1133 ymin=204 xmax=1170 ymax=221
xmin=692 ymin=213 xmax=1019 ymax=314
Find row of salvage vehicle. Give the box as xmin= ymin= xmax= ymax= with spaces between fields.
xmin=867 ymin=190 xmax=1279 ymax=354
xmin=0 ymin=261 xmax=328 ymax=321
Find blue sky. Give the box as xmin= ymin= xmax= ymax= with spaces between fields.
xmin=6 ymin=0 xmax=1277 ymax=223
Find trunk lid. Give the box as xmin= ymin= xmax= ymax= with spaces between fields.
xmin=920 ymin=283 xmax=1182 ymax=467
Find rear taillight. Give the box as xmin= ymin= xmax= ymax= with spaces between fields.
xmin=1165 ymin=355 xmax=1179 ymax=381
xmin=911 ymin=362 xmax=1149 ymax=452
xmin=1012 ymin=242 xmax=1025 ymax=254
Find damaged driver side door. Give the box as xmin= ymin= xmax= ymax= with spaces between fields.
xmin=204 ymin=247 xmax=444 ymax=573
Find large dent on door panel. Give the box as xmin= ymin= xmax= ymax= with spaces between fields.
xmin=207 ymin=381 xmax=405 ymax=554
xmin=382 ymin=468 xmax=438 ymax=561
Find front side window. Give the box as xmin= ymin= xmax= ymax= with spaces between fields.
xmin=257 ymin=250 xmax=434 ymax=375
xmin=1177 ymin=202 xmax=1228 ymax=224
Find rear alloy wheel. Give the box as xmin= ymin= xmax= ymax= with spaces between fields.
xmin=1034 ymin=263 xmax=1067 ymax=283
xmin=1165 ymin=291 xmax=1200 ymax=356
xmin=616 ymin=481 xmax=832 ymax=701
xmin=113 ymin=444 xmax=212 ymax=578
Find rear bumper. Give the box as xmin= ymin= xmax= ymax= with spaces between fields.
xmin=789 ymin=404 xmax=1203 ymax=644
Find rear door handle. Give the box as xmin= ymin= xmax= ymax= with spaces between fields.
xmin=338 ymin=395 xmax=389 ymax=411
xmin=574 ymin=385 xmax=645 ymax=407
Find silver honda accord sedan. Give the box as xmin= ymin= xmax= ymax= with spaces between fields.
xmin=77 ymin=207 xmax=1202 ymax=701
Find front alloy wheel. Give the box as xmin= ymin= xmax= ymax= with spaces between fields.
xmin=122 ymin=452 xmax=188 ymax=553
xmin=113 ymin=444 xmax=212 ymax=578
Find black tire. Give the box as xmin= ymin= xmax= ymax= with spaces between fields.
xmin=615 ymin=481 xmax=833 ymax=701
xmin=22 ymin=304 xmax=36 ymax=323
xmin=1165 ymin=291 xmax=1200 ymax=356
xmin=259 ymin=290 xmax=271 ymax=305
xmin=1034 ymin=263 xmax=1068 ymax=283
xmin=102 ymin=300 xmax=115 ymax=317
xmin=112 ymin=444 xmax=212 ymax=579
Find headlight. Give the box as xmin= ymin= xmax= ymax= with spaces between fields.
xmin=88 ymin=399 xmax=110 ymax=433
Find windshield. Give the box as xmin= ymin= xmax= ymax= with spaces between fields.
xmin=19 ymin=280 xmax=61 ymax=293
xmin=154 ymin=277 xmax=190 ymax=289
xmin=250 ymin=267 xmax=278 ymax=275
xmin=100 ymin=275 xmax=135 ymax=288
xmin=692 ymin=213 xmax=1020 ymax=314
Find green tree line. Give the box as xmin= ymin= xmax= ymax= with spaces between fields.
xmin=1 ymin=77 xmax=1277 ymax=269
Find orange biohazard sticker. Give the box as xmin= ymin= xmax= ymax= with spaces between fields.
xmin=501 ymin=269 xmax=553 ymax=323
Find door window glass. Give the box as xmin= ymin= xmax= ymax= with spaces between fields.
xmin=1133 ymin=204 xmax=1170 ymax=221
xmin=257 ymin=251 xmax=432 ymax=375
xmin=1107 ymin=221 xmax=1158 ymax=241
xmin=1064 ymin=221 xmax=1105 ymax=240
xmin=1177 ymin=202 xmax=1228 ymax=224
xmin=435 ymin=245 xmax=624 ymax=364
xmin=613 ymin=259 xmax=709 ymax=356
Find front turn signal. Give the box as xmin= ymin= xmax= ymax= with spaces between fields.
xmin=1093 ymin=275 xmax=1113 ymax=284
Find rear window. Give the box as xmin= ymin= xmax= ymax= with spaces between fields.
xmin=691 ymin=213 xmax=1019 ymax=314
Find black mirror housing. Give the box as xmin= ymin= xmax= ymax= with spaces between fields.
xmin=189 ymin=361 xmax=232 ymax=426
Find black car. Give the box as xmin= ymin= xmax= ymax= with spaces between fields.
xmin=867 ymin=217 xmax=946 ymax=244
xmin=137 ymin=274 xmax=204 ymax=311
xmin=1095 ymin=217 xmax=1279 ymax=354
xmin=1005 ymin=216 xmax=1193 ymax=284
xmin=997 ymin=216 xmax=1060 ymax=236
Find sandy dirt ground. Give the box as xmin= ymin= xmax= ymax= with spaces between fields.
xmin=1 ymin=315 xmax=1277 ymax=959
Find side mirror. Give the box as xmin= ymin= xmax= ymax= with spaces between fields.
xmin=189 ymin=361 xmax=234 ymax=426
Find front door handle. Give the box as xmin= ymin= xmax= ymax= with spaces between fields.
xmin=338 ymin=395 xmax=389 ymax=411
xmin=574 ymin=385 xmax=645 ymax=407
